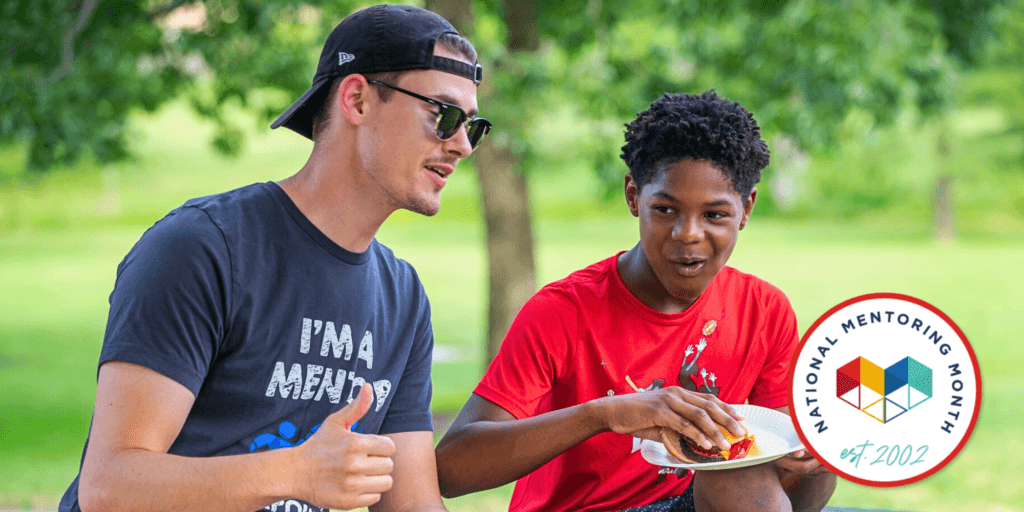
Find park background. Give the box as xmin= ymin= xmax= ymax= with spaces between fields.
xmin=1 ymin=0 xmax=1022 ymax=511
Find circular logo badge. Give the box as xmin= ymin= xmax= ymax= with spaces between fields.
xmin=789 ymin=293 xmax=981 ymax=487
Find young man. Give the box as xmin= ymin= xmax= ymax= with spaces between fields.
xmin=435 ymin=92 xmax=836 ymax=512
xmin=58 ymin=5 xmax=490 ymax=512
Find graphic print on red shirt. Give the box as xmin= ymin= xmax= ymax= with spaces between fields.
xmin=473 ymin=254 xmax=799 ymax=512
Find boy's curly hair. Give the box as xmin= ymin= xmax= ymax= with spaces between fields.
xmin=620 ymin=91 xmax=769 ymax=198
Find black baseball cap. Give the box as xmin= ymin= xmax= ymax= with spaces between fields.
xmin=271 ymin=4 xmax=483 ymax=140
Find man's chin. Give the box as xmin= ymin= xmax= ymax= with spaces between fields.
xmin=405 ymin=198 xmax=441 ymax=217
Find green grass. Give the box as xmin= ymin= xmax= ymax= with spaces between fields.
xmin=1 ymin=103 xmax=1022 ymax=511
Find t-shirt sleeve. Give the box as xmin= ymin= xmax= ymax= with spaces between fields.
xmin=99 ymin=206 xmax=231 ymax=395
xmin=473 ymin=285 xmax=578 ymax=419
xmin=747 ymin=284 xmax=799 ymax=409
xmin=379 ymin=282 xmax=434 ymax=434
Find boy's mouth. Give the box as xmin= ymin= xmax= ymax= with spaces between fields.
xmin=673 ymin=259 xmax=706 ymax=277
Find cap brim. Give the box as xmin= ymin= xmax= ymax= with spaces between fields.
xmin=270 ymin=77 xmax=333 ymax=140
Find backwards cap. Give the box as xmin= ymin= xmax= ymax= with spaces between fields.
xmin=271 ymin=4 xmax=482 ymax=140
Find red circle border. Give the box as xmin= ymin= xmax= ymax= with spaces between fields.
xmin=786 ymin=292 xmax=983 ymax=487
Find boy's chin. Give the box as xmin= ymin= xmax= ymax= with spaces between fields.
xmin=667 ymin=287 xmax=701 ymax=302
xmin=661 ymin=277 xmax=709 ymax=301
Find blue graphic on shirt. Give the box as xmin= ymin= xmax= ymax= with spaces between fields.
xmin=249 ymin=419 xmax=364 ymax=452
xmin=250 ymin=422 xmax=320 ymax=452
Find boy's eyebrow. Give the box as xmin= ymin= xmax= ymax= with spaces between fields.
xmin=704 ymin=200 xmax=734 ymax=207
xmin=650 ymin=193 xmax=735 ymax=208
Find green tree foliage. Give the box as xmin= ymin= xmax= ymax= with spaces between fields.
xmin=512 ymin=1 xmax=968 ymax=187
xmin=3 ymin=0 xmax=1011 ymax=177
xmin=1 ymin=0 xmax=349 ymax=171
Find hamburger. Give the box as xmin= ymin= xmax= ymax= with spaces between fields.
xmin=661 ymin=424 xmax=761 ymax=464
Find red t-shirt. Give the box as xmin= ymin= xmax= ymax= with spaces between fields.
xmin=474 ymin=254 xmax=799 ymax=512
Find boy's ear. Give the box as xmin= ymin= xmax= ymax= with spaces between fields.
xmin=624 ymin=174 xmax=640 ymax=217
xmin=739 ymin=188 xmax=757 ymax=230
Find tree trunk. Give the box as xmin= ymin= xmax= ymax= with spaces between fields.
xmin=933 ymin=130 xmax=956 ymax=242
xmin=474 ymin=144 xmax=537 ymax=367
xmin=425 ymin=0 xmax=473 ymax=37
xmin=933 ymin=174 xmax=955 ymax=241
xmin=427 ymin=0 xmax=539 ymax=368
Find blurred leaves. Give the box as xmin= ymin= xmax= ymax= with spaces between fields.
xmin=0 ymin=0 xmax=353 ymax=171
xmin=464 ymin=0 xmax=1021 ymax=216
xmin=2 ymin=0 xmax=1020 ymax=186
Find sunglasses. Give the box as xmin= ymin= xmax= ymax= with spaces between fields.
xmin=367 ymin=80 xmax=492 ymax=149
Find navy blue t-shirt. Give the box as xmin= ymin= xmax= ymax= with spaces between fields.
xmin=60 ymin=182 xmax=434 ymax=512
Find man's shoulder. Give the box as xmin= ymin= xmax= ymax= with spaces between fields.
xmin=367 ymin=240 xmax=427 ymax=296
xmin=178 ymin=181 xmax=277 ymax=218
xmin=128 ymin=183 xmax=278 ymax=267
xmin=368 ymin=240 xmax=416 ymax=276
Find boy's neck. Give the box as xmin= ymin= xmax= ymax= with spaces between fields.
xmin=616 ymin=246 xmax=700 ymax=315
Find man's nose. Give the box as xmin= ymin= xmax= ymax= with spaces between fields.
xmin=443 ymin=123 xmax=474 ymax=158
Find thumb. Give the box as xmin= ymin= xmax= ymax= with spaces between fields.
xmin=329 ymin=383 xmax=374 ymax=429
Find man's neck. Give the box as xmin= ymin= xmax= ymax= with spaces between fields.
xmin=278 ymin=149 xmax=392 ymax=254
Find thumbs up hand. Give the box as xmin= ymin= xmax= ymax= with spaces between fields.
xmin=291 ymin=384 xmax=396 ymax=510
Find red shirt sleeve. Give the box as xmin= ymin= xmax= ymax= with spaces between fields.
xmin=747 ymin=283 xmax=799 ymax=409
xmin=473 ymin=284 xmax=579 ymax=419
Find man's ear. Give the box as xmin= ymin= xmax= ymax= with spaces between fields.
xmin=739 ymin=188 xmax=757 ymax=230
xmin=624 ymin=173 xmax=640 ymax=218
xmin=337 ymin=74 xmax=372 ymax=126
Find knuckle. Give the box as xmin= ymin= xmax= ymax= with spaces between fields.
xmin=339 ymin=477 xmax=358 ymax=494
xmin=342 ymin=453 xmax=362 ymax=470
xmin=350 ymin=435 xmax=371 ymax=452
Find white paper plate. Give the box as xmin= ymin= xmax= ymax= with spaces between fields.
xmin=640 ymin=404 xmax=804 ymax=470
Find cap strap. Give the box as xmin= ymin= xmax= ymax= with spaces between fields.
xmin=431 ymin=56 xmax=483 ymax=85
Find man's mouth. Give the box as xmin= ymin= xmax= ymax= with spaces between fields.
xmin=424 ymin=164 xmax=453 ymax=189
xmin=425 ymin=164 xmax=453 ymax=178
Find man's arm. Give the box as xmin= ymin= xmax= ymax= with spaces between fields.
xmin=435 ymin=389 xmax=744 ymax=498
xmin=79 ymin=361 xmax=395 ymax=512
xmin=370 ymin=431 xmax=447 ymax=512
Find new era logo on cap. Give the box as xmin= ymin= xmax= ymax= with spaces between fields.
xmin=338 ymin=52 xmax=355 ymax=65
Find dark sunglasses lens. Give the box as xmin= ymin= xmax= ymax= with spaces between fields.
xmin=467 ymin=119 xmax=491 ymax=148
xmin=436 ymin=106 xmax=466 ymax=140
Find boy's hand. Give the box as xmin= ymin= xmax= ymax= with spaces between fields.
xmin=594 ymin=386 xmax=744 ymax=451
xmin=775 ymin=449 xmax=832 ymax=475
xmin=292 ymin=384 xmax=397 ymax=510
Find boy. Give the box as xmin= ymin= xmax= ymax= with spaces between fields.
xmin=435 ymin=92 xmax=835 ymax=511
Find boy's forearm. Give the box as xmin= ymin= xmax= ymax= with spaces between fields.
xmin=434 ymin=400 xmax=608 ymax=498
xmin=80 ymin=447 xmax=300 ymax=512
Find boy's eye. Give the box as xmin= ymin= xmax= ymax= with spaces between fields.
xmin=652 ymin=205 xmax=672 ymax=214
xmin=707 ymin=211 xmax=727 ymax=219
